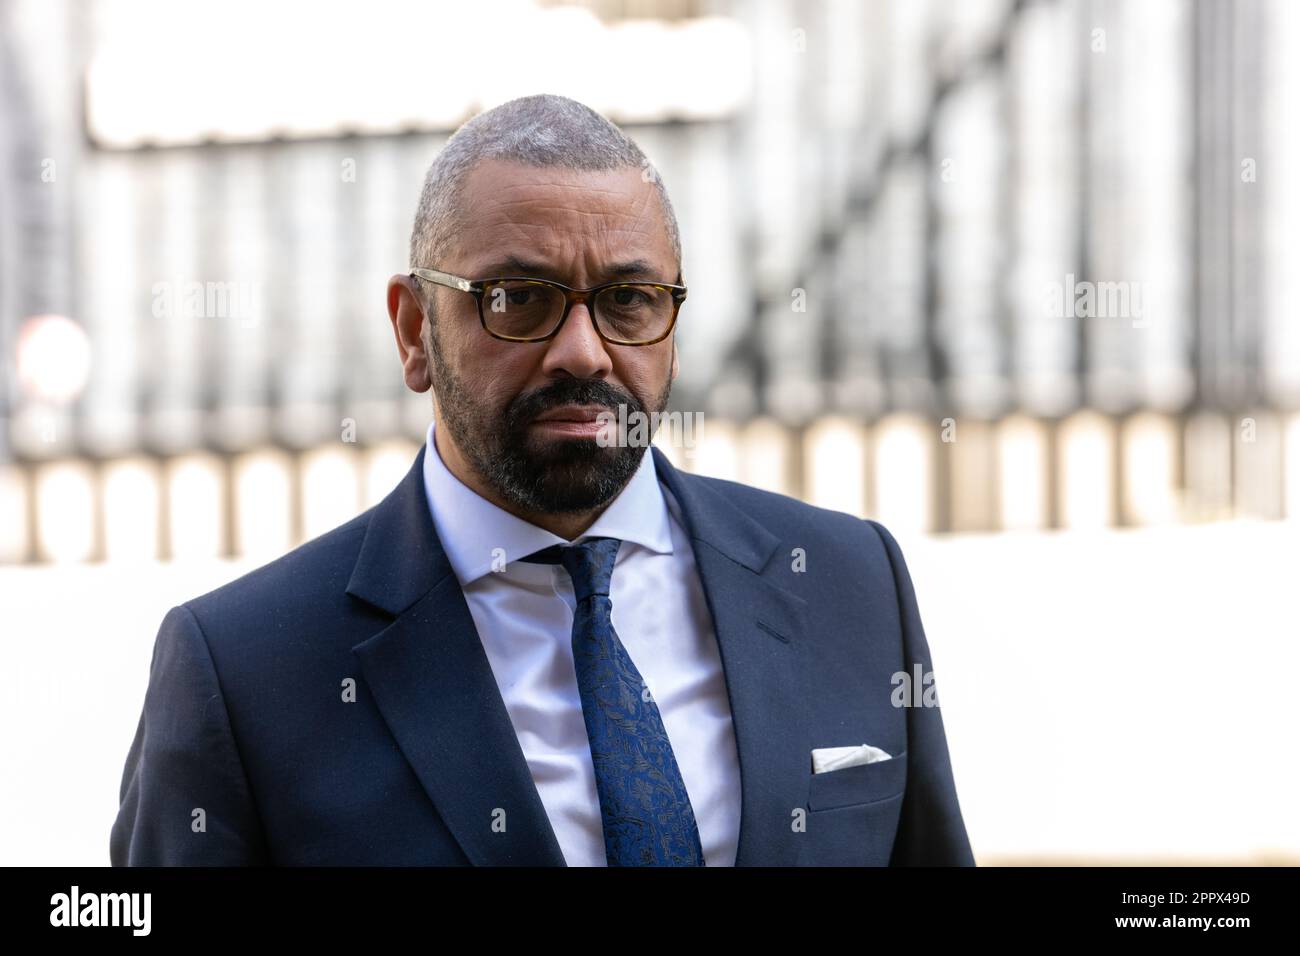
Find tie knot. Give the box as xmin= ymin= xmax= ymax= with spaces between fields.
xmin=520 ymin=536 xmax=622 ymax=602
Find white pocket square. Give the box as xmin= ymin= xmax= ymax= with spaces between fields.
xmin=811 ymin=743 xmax=893 ymax=773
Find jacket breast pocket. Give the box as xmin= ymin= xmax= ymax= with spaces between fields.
xmin=806 ymin=749 xmax=908 ymax=812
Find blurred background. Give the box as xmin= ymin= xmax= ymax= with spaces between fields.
xmin=2 ymin=0 xmax=1297 ymax=865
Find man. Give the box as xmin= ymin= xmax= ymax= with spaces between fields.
xmin=111 ymin=94 xmax=974 ymax=866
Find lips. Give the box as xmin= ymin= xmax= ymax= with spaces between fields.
xmin=532 ymin=404 xmax=612 ymax=424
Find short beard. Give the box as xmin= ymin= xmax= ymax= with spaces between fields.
xmin=425 ymin=323 xmax=671 ymax=515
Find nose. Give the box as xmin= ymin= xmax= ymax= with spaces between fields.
xmin=539 ymin=300 xmax=613 ymax=380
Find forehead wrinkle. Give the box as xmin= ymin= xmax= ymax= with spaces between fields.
xmin=475 ymin=214 xmax=658 ymax=243
xmin=490 ymin=172 xmax=646 ymax=195
xmin=483 ymin=190 xmax=656 ymax=222
xmin=477 ymin=168 xmax=658 ymax=208
xmin=476 ymin=206 xmax=666 ymax=250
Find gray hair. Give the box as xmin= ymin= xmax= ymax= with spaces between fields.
xmin=408 ymin=94 xmax=682 ymax=281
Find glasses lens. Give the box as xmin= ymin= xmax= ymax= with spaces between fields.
xmin=482 ymin=280 xmax=565 ymax=339
xmin=594 ymin=284 xmax=676 ymax=343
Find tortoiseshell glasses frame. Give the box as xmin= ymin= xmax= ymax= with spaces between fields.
xmin=409 ymin=266 xmax=687 ymax=346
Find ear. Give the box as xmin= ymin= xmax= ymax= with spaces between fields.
xmin=387 ymin=274 xmax=431 ymax=393
xmin=670 ymin=338 xmax=679 ymax=381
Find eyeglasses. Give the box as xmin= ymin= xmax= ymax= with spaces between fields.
xmin=409 ymin=266 xmax=687 ymax=346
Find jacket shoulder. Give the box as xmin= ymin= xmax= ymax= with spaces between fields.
xmin=676 ymin=469 xmax=882 ymax=538
xmin=669 ymin=469 xmax=904 ymax=593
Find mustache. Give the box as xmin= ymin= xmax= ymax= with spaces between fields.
xmin=507 ymin=379 xmax=643 ymax=428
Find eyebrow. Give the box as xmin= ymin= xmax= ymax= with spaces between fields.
xmin=470 ymin=255 xmax=667 ymax=284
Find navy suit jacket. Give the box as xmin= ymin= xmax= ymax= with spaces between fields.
xmin=111 ymin=444 xmax=974 ymax=866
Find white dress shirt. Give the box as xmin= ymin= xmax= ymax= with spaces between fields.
xmin=420 ymin=418 xmax=742 ymax=866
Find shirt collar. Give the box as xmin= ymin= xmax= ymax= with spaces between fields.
xmin=421 ymin=417 xmax=674 ymax=586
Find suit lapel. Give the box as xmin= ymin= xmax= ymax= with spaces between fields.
xmin=346 ymin=446 xmax=566 ymax=865
xmin=651 ymin=446 xmax=811 ymax=867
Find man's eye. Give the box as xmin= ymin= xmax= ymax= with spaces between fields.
xmin=612 ymin=288 xmax=650 ymax=307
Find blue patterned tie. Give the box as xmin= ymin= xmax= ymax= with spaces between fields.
xmin=521 ymin=537 xmax=706 ymax=866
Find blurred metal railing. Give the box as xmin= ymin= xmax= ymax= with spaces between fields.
xmin=1 ymin=0 xmax=1297 ymax=560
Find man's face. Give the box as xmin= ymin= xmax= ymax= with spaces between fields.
xmin=421 ymin=158 xmax=680 ymax=515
